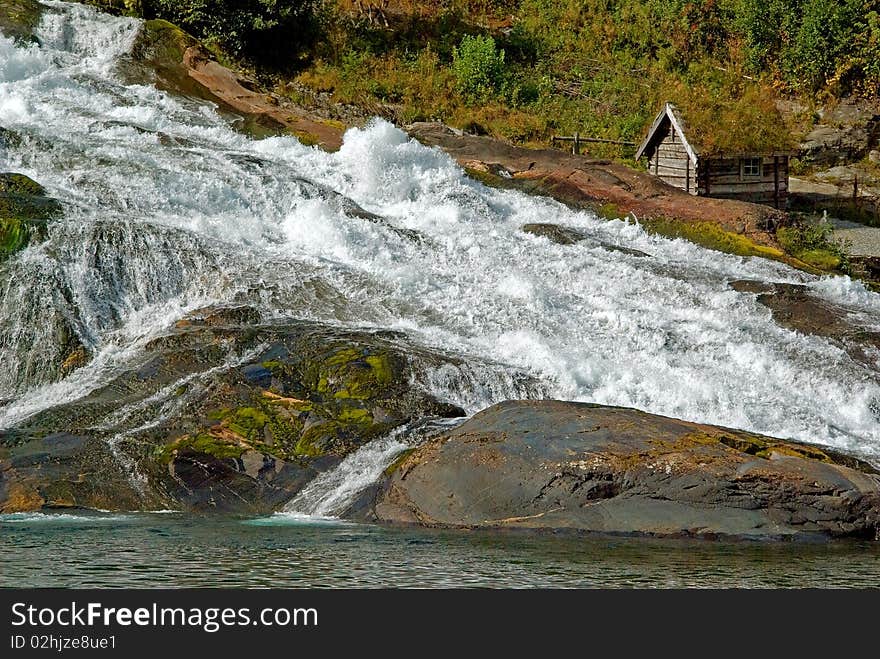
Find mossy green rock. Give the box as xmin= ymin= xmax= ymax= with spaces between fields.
xmin=0 ymin=0 xmax=45 ymax=44
xmin=0 ymin=308 xmax=469 ymax=513
xmin=0 ymin=173 xmax=62 ymax=261
xmin=0 ymin=172 xmax=44 ymax=196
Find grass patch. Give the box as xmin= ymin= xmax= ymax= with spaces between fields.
xmin=282 ymin=1 xmax=808 ymax=159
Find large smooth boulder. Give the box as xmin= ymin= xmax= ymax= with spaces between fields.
xmin=374 ymin=400 xmax=880 ymax=540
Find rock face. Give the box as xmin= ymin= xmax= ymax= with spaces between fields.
xmin=374 ymin=400 xmax=880 ymax=540
xmin=799 ymin=100 xmax=880 ymax=167
xmin=0 ymin=307 xmax=467 ymax=513
xmin=0 ymin=172 xmax=62 ymax=262
xmin=0 ymin=0 xmax=44 ymax=44
xmin=114 ymin=18 xmax=345 ymax=146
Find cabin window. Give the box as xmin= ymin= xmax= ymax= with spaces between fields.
xmin=741 ymin=157 xmax=762 ymax=177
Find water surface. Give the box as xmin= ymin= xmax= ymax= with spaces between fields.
xmin=2 ymin=512 xmax=878 ymax=588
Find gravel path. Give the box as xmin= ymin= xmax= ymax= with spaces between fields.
xmin=830 ymin=219 xmax=880 ymax=257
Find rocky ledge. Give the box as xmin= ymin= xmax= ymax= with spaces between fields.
xmin=0 ymin=307 xmax=469 ymax=514
xmin=0 ymin=171 xmax=62 ymax=263
xmin=372 ymin=400 xmax=880 ymax=541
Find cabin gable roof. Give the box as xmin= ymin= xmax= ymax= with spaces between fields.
xmin=635 ymin=102 xmax=699 ymax=165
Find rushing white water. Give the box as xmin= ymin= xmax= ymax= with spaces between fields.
xmin=1 ymin=2 xmax=880 ymax=469
xmin=283 ymin=417 xmax=463 ymax=517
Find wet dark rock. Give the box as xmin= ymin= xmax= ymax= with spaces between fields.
xmin=372 ymin=400 xmax=880 ymax=541
xmin=0 ymin=308 xmax=473 ymax=513
xmin=730 ymin=279 xmax=880 ymax=366
xmin=522 ymin=222 xmax=587 ymax=245
xmin=328 ymin=189 xmax=429 ymax=244
xmin=522 ymin=222 xmax=649 ymax=257
xmin=0 ymin=172 xmax=63 ymax=262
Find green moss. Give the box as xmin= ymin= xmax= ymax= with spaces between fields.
xmin=0 ymin=217 xmax=32 ymax=259
xmin=364 ymin=354 xmax=393 ymax=385
xmin=292 ymin=130 xmax=320 ymax=147
xmin=308 ymin=346 xmax=398 ymax=401
xmin=155 ymin=431 xmax=246 ymax=464
xmin=265 ymin=412 xmax=303 ymax=452
xmin=323 ymin=347 xmax=363 ymax=368
xmin=188 ymin=432 xmax=246 ymax=459
xmin=226 ymin=406 xmax=270 ymax=440
xmin=294 ymin=422 xmax=340 ymax=457
xmin=0 ymin=173 xmax=62 ymax=262
xmin=334 ymin=353 xmax=395 ymax=400
xmin=0 ymin=173 xmax=45 ymax=197
xmin=0 ymin=0 xmax=44 ymax=44
xmin=139 ymin=19 xmax=193 ymax=63
xmin=336 ymin=407 xmax=373 ymax=425
xmin=261 ymin=360 xmax=284 ymax=373
xmin=207 ymin=407 xmax=232 ymax=421
xmin=792 ymin=249 xmax=841 ymax=271
xmin=383 ymin=448 xmax=416 ymax=478
xmin=642 ymin=218 xmax=785 ymax=260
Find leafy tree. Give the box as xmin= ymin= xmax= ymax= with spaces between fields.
xmin=144 ymin=0 xmax=321 ymax=69
xmin=737 ymin=0 xmax=876 ymax=93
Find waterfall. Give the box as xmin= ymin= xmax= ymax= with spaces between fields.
xmin=1 ymin=1 xmax=879 ymax=468
xmin=282 ymin=417 xmax=463 ymax=518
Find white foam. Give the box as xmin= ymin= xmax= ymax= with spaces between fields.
xmin=0 ymin=512 xmax=133 ymax=523
xmin=0 ymin=3 xmax=878 ymax=462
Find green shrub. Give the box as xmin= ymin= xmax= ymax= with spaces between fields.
xmin=452 ymin=34 xmax=506 ymax=103
xmin=737 ymin=0 xmax=873 ymax=93
xmin=777 ymin=221 xmax=850 ymax=272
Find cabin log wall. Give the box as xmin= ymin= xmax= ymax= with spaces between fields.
xmin=649 ymin=121 xmax=695 ymax=195
xmin=696 ymin=156 xmax=789 ymax=208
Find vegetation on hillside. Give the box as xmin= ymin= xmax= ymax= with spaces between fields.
xmin=278 ymin=0 xmax=879 ymax=158
xmin=87 ymin=1 xmax=879 ymax=158
xmin=88 ymin=0 xmax=322 ymax=68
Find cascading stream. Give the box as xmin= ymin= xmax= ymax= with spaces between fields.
xmin=1 ymin=0 xmax=879 ymax=476
xmin=282 ymin=417 xmax=464 ymax=517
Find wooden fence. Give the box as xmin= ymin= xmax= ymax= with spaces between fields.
xmin=551 ymin=133 xmax=636 ymax=155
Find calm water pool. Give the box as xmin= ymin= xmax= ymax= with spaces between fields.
xmin=2 ymin=512 xmax=879 ymax=588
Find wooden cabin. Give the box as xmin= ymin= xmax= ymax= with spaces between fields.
xmin=635 ymin=102 xmax=791 ymax=209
